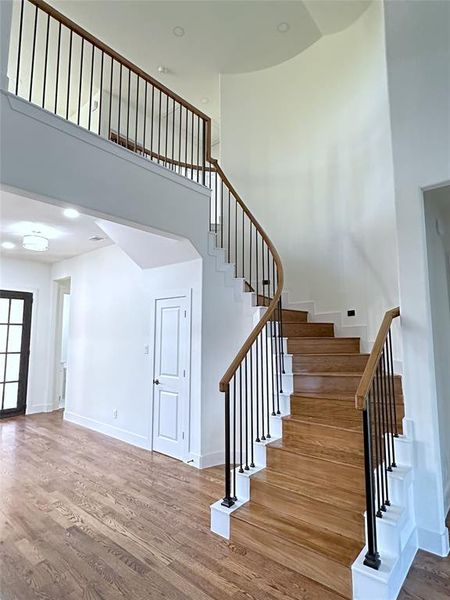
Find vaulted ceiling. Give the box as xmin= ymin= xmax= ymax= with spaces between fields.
xmin=48 ymin=0 xmax=371 ymax=125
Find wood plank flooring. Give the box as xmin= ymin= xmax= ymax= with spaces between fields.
xmin=0 ymin=411 xmax=448 ymax=599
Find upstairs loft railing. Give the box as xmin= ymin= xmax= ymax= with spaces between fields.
xmin=8 ymin=0 xmax=285 ymax=507
xmin=355 ymin=307 xmax=401 ymax=570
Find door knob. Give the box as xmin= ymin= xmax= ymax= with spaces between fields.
xmin=153 ymin=379 xmax=160 ymax=385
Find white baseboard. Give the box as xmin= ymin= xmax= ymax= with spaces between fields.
xmin=26 ymin=403 xmax=54 ymax=415
xmin=189 ymin=450 xmax=224 ymax=469
xmin=417 ymin=525 xmax=450 ymax=557
xmin=64 ymin=411 xmax=150 ymax=450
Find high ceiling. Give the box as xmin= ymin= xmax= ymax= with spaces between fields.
xmin=47 ymin=0 xmax=371 ymax=124
xmin=0 ymin=191 xmax=112 ymax=263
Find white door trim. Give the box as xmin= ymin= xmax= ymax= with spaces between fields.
xmin=149 ymin=288 xmax=192 ymax=462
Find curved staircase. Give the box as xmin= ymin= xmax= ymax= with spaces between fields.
xmin=229 ymin=306 xmax=404 ymax=599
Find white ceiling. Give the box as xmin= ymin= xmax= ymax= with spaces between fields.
xmin=47 ymin=0 xmax=371 ymax=124
xmin=0 ymin=191 xmax=112 ymax=263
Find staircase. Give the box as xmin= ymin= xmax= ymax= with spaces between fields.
xmin=229 ymin=306 xmax=404 ymax=599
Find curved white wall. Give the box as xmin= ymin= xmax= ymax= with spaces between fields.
xmin=220 ymin=1 xmax=398 ymax=343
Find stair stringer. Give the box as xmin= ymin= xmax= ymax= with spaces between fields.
xmin=352 ymin=418 xmax=419 ymax=600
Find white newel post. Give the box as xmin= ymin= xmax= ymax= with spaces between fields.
xmin=0 ymin=0 xmax=13 ymax=91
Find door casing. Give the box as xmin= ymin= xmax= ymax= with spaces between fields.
xmin=150 ymin=289 xmax=192 ymax=462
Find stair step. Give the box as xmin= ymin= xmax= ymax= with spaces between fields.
xmin=282 ymin=308 xmax=308 ymax=322
xmin=267 ymin=439 xmax=365 ymax=489
xmin=251 ymin=468 xmax=366 ymax=513
xmin=293 ymin=353 xmax=369 ymax=373
xmin=283 ymin=322 xmax=334 ymax=337
xmin=231 ymin=502 xmax=361 ymax=598
xmin=250 ymin=469 xmax=365 ymax=541
xmin=287 ymin=337 xmax=360 ymax=354
xmin=290 ymin=394 xmax=404 ymax=431
xmin=293 ymin=372 xmax=403 ymax=395
xmin=282 ymin=416 xmax=364 ymax=467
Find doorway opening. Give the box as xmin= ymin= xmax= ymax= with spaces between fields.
xmin=53 ymin=278 xmax=71 ymax=411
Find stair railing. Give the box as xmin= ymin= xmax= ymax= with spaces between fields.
xmin=355 ymin=307 xmax=401 ymax=570
xmin=8 ymin=0 xmax=285 ymax=508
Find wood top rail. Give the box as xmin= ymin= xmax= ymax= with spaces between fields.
xmin=28 ymin=0 xmax=211 ymax=122
xmin=215 ymin=160 xmax=284 ymax=393
xmin=355 ymin=307 xmax=400 ymax=410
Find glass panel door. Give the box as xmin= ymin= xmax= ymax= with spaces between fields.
xmin=0 ymin=291 xmax=32 ymax=418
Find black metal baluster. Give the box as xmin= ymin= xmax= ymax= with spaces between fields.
xmin=381 ymin=349 xmax=393 ymax=475
xmin=388 ymin=330 xmax=399 ymax=438
xmin=255 ymin=331 xmax=260 ymax=443
xmin=372 ymin=377 xmax=383 ymax=516
xmin=88 ymin=44 xmax=94 ymax=130
xmin=42 ymin=13 xmax=50 ymax=108
xmin=265 ymin=322 xmax=271 ymax=439
xmin=54 ymin=21 xmax=61 ymax=114
xmin=126 ymin=68 xmax=131 ymax=147
xmin=234 ymin=201 xmax=238 ymax=277
xmin=108 ymin=57 xmax=113 ymax=139
xmin=376 ymin=365 xmax=388 ymax=510
xmin=150 ymin=86 xmax=155 ymax=160
xmin=233 ymin=375 xmax=237 ymax=499
xmin=238 ymin=366 xmax=243 ymax=473
xmin=244 ymin=355 xmax=249 ymax=470
xmin=250 ymin=343 xmax=255 ymax=467
xmin=242 ymin=209 xmax=245 ymax=280
xmin=221 ymin=382 xmax=234 ymax=508
xmin=29 ymin=4 xmax=38 ymax=102
xmin=142 ymin=82 xmax=148 ymax=152
xmin=256 ymin=231 xmax=259 ymax=302
xmin=260 ymin=332 xmax=266 ymax=441
xmin=383 ymin=347 xmax=396 ymax=470
xmin=134 ymin=75 xmax=139 ymax=152
xmin=279 ymin=297 xmax=285 ymax=374
xmin=15 ymin=0 xmax=25 ymax=96
xmin=190 ymin=111 xmax=194 ymax=179
xmin=165 ymin=94 xmax=169 ymax=166
xmin=97 ymin=51 xmax=104 ymax=135
xmin=117 ymin=63 xmax=122 ymax=139
xmin=363 ymin=393 xmax=381 ymax=569
xmin=172 ymin=98 xmax=176 ymax=168
xmin=196 ymin=116 xmax=200 ymax=183
xmin=227 ymin=187 xmax=231 ymax=262
xmin=66 ymin=29 xmax=73 ymax=119
xmin=77 ymin=38 xmax=84 ymax=125
xmin=178 ymin=102 xmax=182 ymax=172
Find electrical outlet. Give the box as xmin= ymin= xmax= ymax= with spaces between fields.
xmin=113 ymin=409 xmax=118 ymax=419
xmin=347 ymin=309 xmax=356 ymax=317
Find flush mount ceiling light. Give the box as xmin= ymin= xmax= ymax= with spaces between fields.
xmin=158 ymin=65 xmax=169 ymax=74
xmin=23 ymin=233 xmax=49 ymax=252
xmin=63 ymin=207 xmax=80 ymax=219
xmin=277 ymin=22 xmax=290 ymax=33
xmin=172 ymin=26 xmax=185 ymax=37
xmin=1 ymin=241 xmax=15 ymax=250
xmin=89 ymin=235 xmax=105 ymax=242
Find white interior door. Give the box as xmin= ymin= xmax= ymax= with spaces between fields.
xmin=152 ymin=294 xmax=190 ymax=460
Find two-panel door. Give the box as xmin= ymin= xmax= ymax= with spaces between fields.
xmin=152 ymin=295 xmax=190 ymax=461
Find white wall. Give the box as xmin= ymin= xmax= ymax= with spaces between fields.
xmin=0 ymin=256 xmax=53 ymax=413
xmin=220 ymin=1 xmax=399 ymax=344
xmin=424 ymin=186 xmax=450 ymax=515
xmin=384 ymin=0 xmax=450 ymax=555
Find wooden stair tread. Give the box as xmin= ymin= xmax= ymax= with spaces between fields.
xmin=250 ymin=468 xmax=366 ymax=511
xmin=232 ymin=501 xmax=363 ymax=566
xmin=290 ymin=392 xmax=404 ymax=403
xmin=283 ymin=414 xmax=362 ymax=435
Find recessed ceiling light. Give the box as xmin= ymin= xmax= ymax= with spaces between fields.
xmin=277 ymin=22 xmax=290 ymax=33
xmin=200 ymin=97 xmax=209 ymax=105
xmin=1 ymin=241 xmax=15 ymax=250
xmin=64 ymin=208 xmax=80 ymax=219
xmin=173 ymin=26 xmax=185 ymax=37
xmin=23 ymin=234 xmax=49 ymax=252
xmin=89 ymin=235 xmax=105 ymax=242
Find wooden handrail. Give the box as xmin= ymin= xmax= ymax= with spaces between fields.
xmin=355 ymin=307 xmax=400 ymax=410
xmin=28 ymin=0 xmax=211 ymax=121
xmin=212 ymin=160 xmax=284 ymax=392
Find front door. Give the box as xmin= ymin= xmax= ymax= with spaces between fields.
xmin=152 ymin=294 xmax=190 ymax=460
xmin=0 ymin=291 xmax=32 ymax=418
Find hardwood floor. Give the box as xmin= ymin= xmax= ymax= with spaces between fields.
xmin=0 ymin=412 xmax=448 ymax=599
xmin=0 ymin=411 xmax=346 ymax=600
